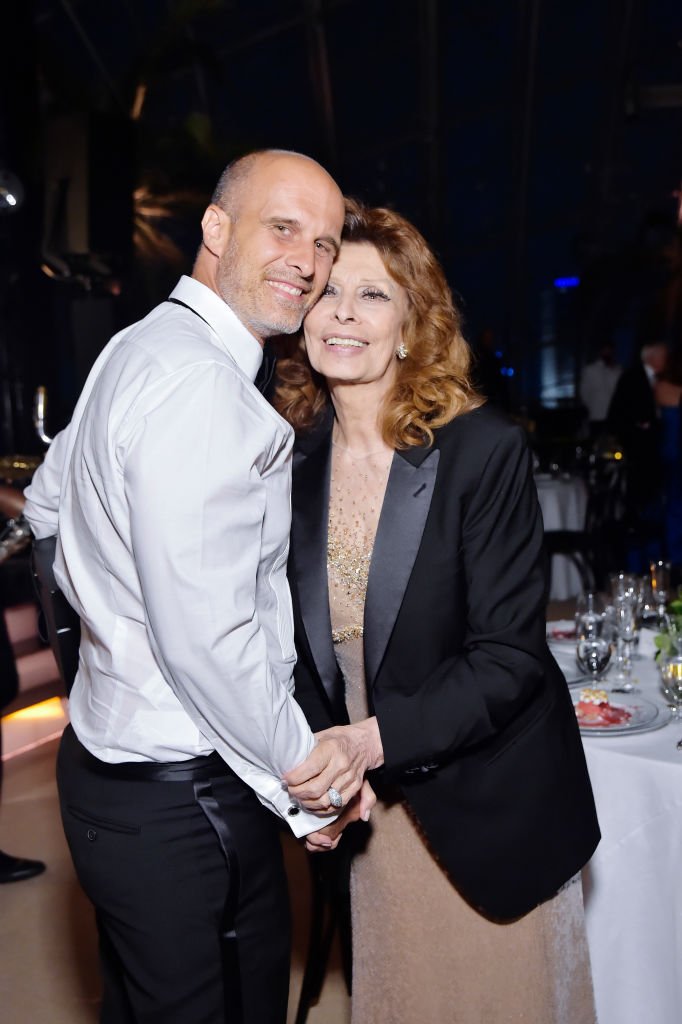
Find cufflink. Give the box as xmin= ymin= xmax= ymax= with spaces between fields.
xmin=287 ymin=805 xmax=300 ymax=817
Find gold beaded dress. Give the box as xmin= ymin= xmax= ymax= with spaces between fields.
xmin=327 ymin=443 xmax=596 ymax=1024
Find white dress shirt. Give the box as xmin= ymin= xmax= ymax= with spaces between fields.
xmin=579 ymin=358 xmax=622 ymax=422
xmin=24 ymin=276 xmax=323 ymax=837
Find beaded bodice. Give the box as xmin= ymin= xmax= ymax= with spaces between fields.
xmin=327 ymin=442 xmax=392 ymax=646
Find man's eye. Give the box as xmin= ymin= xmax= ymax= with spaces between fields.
xmin=315 ymin=241 xmax=333 ymax=257
xmin=274 ymin=224 xmax=291 ymax=235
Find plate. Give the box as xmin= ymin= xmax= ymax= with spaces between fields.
xmin=572 ymin=694 xmax=671 ymax=737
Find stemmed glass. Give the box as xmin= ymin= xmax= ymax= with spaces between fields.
xmin=609 ymin=572 xmax=637 ymax=603
xmin=659 ymin=655 xmax=682 ymax=719
xmin=635 ymin=577 xmax=659 ymax=630
xmin=650 ymin=560 xmax=671 ymax=624
xmin=575 ymin=592 xmax=603 ymax=638
xmin=575 ymin=613 xmax=613 ymax=683
xmin=606 ymin=596 xmax=638 ymax=691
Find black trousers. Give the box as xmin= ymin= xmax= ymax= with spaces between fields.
xmin=57 ymin=725 xmax=291 ymax=1024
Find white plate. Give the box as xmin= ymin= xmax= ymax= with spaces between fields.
xmin=573 ymin=694 xmax=671 ymax=737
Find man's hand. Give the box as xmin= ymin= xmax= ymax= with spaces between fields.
xmin=284 ymin=717 xmax=384 ymax=813
xmin=304 ymin=781 xmax=376 ymax=853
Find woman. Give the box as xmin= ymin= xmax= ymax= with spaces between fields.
xmin=276 ymin=201 xmax=599 ymax=1022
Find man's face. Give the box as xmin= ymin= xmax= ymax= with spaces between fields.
xmin=214 ymin=157 xmax=344 ymax=342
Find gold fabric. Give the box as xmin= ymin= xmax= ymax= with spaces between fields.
xmin=328 ymin=445 xmax=597 ymax=1024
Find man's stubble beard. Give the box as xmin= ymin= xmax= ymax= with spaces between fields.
xmin=216 ymin=237 xmax=307 ymax=340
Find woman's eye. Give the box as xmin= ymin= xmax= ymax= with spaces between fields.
xmin=321 ymin=284 xmax=337 ymax=297
xmin=362 ymin=288 xmax=389 ymax=301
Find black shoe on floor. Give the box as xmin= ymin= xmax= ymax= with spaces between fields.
xmin=0 ymin=850 xmax=46 ymax=883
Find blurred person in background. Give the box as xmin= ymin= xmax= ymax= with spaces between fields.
xmin=579 ymin=339 xmax=622 ymax=439
xmin=654 ymin=345 xmax=682 ymax=573
xmin=0 ymin=484 xmax=45 ymax=883
xmin=608 ymin=341 xmax=667 ymax=569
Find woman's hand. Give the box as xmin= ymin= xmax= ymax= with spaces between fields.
xmin=284 ymin=717 xmax=384 ymax=813
xmin=304 ymin=780 xmax=376 ymax=853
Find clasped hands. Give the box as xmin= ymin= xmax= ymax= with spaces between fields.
xmin=284 ymin=717 xmax=383 ymax=853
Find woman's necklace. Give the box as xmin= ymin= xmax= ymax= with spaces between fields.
xmin=331 ymin=438 xmax=389 ymax=461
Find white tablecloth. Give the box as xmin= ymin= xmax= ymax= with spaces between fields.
xmin=549 ymin=626 xmax=682 ymax=1024
xmin=535 ymin=474 xmax=589 ymax=600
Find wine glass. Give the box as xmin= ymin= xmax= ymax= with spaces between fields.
xmin=635 ymin=577 xmax=659 ymax=629
xmin=575 ymin=592 xmax=603 ymax=638
xmin=575 ymin=614 xmax=613 ymax=682
xmin=659 ymin=655 xmax=682 ymax=718
xmin=609 ymin=571 xmax=637 ymax=603
xmin=650 ymin=560 xmax=671 ymax=623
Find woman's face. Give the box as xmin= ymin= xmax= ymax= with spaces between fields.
xmin=303 ymin=242 xmax=409 ymax=393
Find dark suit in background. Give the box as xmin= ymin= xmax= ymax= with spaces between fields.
xmin=608 ymin=359 xmax=663 ymax=565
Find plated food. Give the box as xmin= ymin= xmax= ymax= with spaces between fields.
xmin=575 ymin=688 xmax=632 ymax=728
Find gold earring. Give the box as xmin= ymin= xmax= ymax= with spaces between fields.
xmin=396 ymin=343 xmax=408 ymax=360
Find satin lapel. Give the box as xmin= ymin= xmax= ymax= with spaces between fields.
xmin=364 ymin=447 xmax=440 ymax=687
xmin=291 ymin=437 xmax=345 ymax=718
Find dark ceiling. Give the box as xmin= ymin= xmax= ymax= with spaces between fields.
xmin=1 ymin=0 xmax=681 ymax=443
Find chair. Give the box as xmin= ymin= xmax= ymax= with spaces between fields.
xmin=543 ymin=529 xmax=597 ymax=596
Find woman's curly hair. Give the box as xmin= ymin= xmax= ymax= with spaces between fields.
xmin=273 ymin=198 xmax=484 ymax=448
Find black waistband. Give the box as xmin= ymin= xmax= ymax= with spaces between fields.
xmin=65 ymin=725 xmax=230 ymax=783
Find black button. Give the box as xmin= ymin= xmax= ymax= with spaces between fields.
xmin=86 ymin=828 xmax=97 ymax=841
xmin=287 ymin=806 xmax=300 ymax=817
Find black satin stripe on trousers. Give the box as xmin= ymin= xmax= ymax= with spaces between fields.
xmin=59 ymin=725 xmax=291 ymax=1022
xmin=194 ymin=778 xmax=243 ymax=1024
xmin=60 ymin=728 xmax=251 ymax=1024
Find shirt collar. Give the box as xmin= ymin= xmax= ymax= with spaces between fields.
xmin=169 ymin=275 xmax=264 ymax=383
xmin=642 ymin=360 xmax=656 ymax=387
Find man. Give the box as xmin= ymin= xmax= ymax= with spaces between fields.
xmin=608 ymin=340 xmax=668 ymax=566
xmin=23 ymin=150 xmax=376 ymax=1024
xmin=579 ymin=339 xmax=622 ymax=438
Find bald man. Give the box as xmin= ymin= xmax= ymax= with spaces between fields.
xmin=23 ymin=150 xmax=369 ymax=1023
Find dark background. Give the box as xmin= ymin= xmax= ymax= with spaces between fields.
xmin=1 ymin=0 xmax=681 ymax=449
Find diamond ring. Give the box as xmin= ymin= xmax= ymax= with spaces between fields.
xmin=327 ymin=786 xmax=343 ymax=809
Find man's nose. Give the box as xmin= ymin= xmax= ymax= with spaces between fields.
xmin=285 ymin=240 xmax=315 ymax=279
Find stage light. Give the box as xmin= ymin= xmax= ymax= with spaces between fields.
xmin=0 ymin=167 xmax=25 ymax=214
xmin=554 ymin=276 xmax=580 ymax=290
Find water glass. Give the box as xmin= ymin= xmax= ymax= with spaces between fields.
xmin=575 ymin=613 xmax=613 ymax=682
xmin=607 ymin=596 xmax=638 ymax=689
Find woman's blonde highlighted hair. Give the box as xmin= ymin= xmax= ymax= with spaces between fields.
xmin=274 ymin=199 xmax=483 ymax=448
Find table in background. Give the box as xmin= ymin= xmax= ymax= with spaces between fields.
xmin=550 ymin=629 xmax=682 ymax=1024
xmin=535 ymin=474 xmax=589 ymax=600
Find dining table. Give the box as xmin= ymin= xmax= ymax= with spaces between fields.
xmin=535 ymin=473 xmax=589 ymax=600
xmin=548 ymin=623 xmax=681 ymax=1024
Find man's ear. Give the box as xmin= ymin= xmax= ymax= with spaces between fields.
xmin=200 ymin=204 xmax=231 ymax=258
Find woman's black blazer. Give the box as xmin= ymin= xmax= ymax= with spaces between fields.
xmin=289 ymin=403 xmax=600 ymax=920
